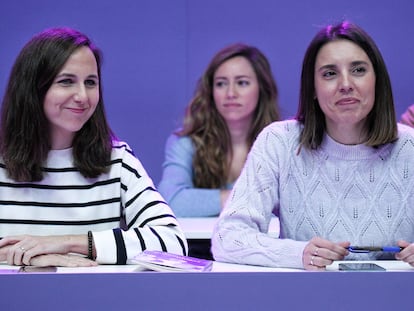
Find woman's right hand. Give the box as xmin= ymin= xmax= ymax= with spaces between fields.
xmin=302 ymin=237 xmax=350 ymax=270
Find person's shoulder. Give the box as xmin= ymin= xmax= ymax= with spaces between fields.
xmin=262 ymin=119 xmax=301 ymax=136
xmin=111 ymin=140 xmax=135 ymax=158
xmin=167 ymin=132 xmax=191 ymax=144
xmin=397 ymin=122 xmax=414 ymax=139
xmin=166 ymin=132 xmax=193 ymax=150
xmin=388 ymin=123 xmax=414 ymax=158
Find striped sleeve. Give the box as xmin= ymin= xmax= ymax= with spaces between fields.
xmin=92 ymin=143 xmax=188 ymax=264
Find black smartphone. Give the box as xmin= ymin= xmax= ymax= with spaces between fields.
xmin=338 ymin=263 xmax=386 ymax=271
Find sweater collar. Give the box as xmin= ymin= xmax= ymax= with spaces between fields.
xmin=319 ymin=133 xmax=382 ymax=160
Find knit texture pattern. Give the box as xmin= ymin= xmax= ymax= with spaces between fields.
xmin=212 ymin=120 xmax=414 ymax=268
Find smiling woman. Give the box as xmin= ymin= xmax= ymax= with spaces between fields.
xmin=0 ymin=27 xmax=187 ymax=267
xmin=314 ymin=40 xmax=376 ymax=145
xmin=44 ymin=46 xmax=100 ymax=150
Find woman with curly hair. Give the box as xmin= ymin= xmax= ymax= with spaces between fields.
xmin=158 ymin=43 xmax=280 ymax=218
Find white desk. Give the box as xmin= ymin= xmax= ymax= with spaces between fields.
xmin=177 ymin=216 xmax=280 ymax=239
xmin=0 ymin=260 xmax=412 ymax=274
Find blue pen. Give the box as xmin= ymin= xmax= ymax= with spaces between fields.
xmin=347 ymin=246 xmax=403 ymax=253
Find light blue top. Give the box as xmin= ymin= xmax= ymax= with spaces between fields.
xmin=158 ymin=134 xmax=233 ymax=217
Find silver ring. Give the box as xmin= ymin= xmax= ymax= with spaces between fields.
xmin=310 ymin=255 xmax=315 ymax=266
xmin=20 ymin=247 xmax=26 ymax=252
xmin=314 ymin=248 xmax=319 ymax=256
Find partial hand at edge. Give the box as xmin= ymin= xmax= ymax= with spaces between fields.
xmin=395 ymin=240 xmax=414 ymax=266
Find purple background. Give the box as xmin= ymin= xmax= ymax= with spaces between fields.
xmin=1 ymin=0 xmax=413 ymax=184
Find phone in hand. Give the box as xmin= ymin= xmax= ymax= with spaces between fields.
xmin=338 ymin=263 xmax=386 ymax=271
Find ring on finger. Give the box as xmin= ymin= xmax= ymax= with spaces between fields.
xmin=310 ymin=255 xmax=315 ymax=266
xmin=20 ymin=246 xmax=26 ymax=252
xmin=314 ymin=247 xmax=319 ymax=256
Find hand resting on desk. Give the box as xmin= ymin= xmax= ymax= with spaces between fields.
xmin=28 ymin=254 xmax=96 ymax=267
xmin=0 ymin=234 xmax=96 ymax=267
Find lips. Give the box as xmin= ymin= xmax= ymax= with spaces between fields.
xmin=336 ymin=97 xmax=359 ymax=105
xmin=223 ymin=103 xmax=241 ymax=107
xmin=67 ymin=107 xmax=87 ymax=113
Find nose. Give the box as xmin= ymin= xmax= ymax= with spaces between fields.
xmin=339 ymin=73 xmax=354 ymax=94
xmin=73 ymin=84 xmax=88 ymax=103
xmin=226 ymin=82 xmax=238 ymax=98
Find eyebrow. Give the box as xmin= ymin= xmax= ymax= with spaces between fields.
xmin=317 ymin=60 xmax=370 ymax=72
xmin=214 ymin=75 xmax=252 ymax=80
xmin=56 ymin=73 xmax=99 ymax=79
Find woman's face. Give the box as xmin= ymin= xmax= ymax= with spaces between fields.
xmin=213 ymin=56 xmax=260 ymax=127
xmin=314 ymin=39 xmax=376 ymax=143
xmin=44 ymin=46 xmax=99 ymax=149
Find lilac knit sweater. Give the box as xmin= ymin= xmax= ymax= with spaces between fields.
xmin=212 ymin=120 xmax=414 ymax=269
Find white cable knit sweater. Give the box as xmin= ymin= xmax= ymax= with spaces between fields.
xmin=212 ymin=120 xmax=414 ymax=269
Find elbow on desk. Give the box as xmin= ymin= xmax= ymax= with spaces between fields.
xmin=210 ymin=227 xmax=236 ymax=263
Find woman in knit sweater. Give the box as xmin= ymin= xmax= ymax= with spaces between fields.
xmin=0 ymin=27 xmax=187 ymax=267
xmin=212 ymin=21 xmax=414 ymax=270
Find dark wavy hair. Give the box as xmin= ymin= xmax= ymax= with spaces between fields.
xmin=178 ymin=43 xmax=280 ymax=188
xmin=296 ymin=21 xmax=397 ymax=150
xmin=0 ymin=27 xmax=114 ymax=182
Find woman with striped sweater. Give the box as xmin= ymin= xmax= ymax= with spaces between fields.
xmin=0 ymin=27 xmax=187 ymax=267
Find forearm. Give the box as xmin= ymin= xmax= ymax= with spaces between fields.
xmin=92 ymin=224 xmax=187 ymax=264
xmin=63 ymin=234 xmax=95 ymax=259
xmin=212 ymin=225 xmax=307 ymax=268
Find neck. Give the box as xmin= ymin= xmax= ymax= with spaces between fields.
xmin=326 ymin=123 xmax=367 ymax=145
xmin=50 ymin=132 xmax=74 ymax=150
xmin=227 ymin=119 xmax=252 ymax=146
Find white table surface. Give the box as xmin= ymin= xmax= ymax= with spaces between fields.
xmin=1 ymin=259 xmax=412 ymax=274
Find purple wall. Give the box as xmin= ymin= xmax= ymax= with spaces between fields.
xmin=1 ymin=0 xmax=413 ymax=184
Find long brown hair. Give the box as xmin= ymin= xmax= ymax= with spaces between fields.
xmin=0 ymin=27 xmax=114 ymax=182
xmin=178 ymin=43 xmax=280 ymax=188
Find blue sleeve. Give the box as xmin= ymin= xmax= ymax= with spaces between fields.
xmin=158 ymin=134 xmax=222 ymax=217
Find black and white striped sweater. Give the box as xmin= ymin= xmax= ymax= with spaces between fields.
xmin=0 ymin=141 xmax=187 ymax=264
